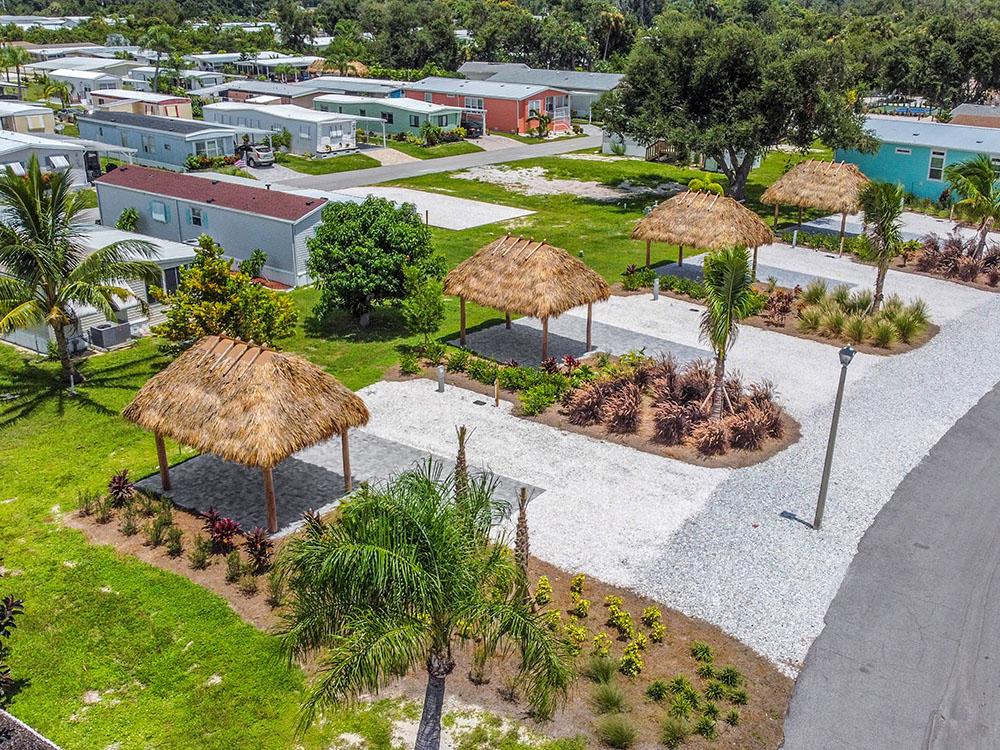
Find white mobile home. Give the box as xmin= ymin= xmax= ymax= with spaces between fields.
xmin=202 ymin=102 xmax=357 ymax=155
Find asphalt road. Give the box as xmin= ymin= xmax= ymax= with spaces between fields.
xmin=782 ymin=382 xmax=1000 ymax=749
xmin=275 ymin=126 xmax=603 ymax=190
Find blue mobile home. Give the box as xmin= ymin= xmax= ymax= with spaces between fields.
xmin=77 ymin=111 xmax=240 ymax=171
xmin=836 ymin=117 xmax=1000 ymax=201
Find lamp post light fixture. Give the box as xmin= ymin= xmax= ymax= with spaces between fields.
xmin=813 ymin=344 xmax=856 ymax=530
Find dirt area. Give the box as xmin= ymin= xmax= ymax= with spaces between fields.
xmin=387 ymin=367 xmax=801 ymax=470
xmin=453 ymin=165 xmax=682 ymax=201
xmin=867 ymin=255 xmax=1000 ymax=294
xmin=67 ymin=496 xmax=793 ymax=748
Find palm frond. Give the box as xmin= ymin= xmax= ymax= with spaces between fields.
xmin=699 ymin=246 xmax=754 ymax=357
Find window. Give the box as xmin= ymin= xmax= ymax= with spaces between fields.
xmin=991 ymin=156 xmax=1000 ymax=177
xmin=528 ymin=99 xmax=541 ymax=115
xmin=381 ymin=111 xmax=393 ymax=124
xmin=464 ymin=96 xmax=484 ymax=110
xmin=47 ymin=155 xmax=70 ymax=170
xmin=26 ymin=115 xmax=46 ymax=131
xmin=424 ymin=93 xmax=433 ymax=103
xmin=162 ymin=266 xmax=181 ymax=294
xmin=190 ymin=207 xmax=203 ymax=227
xmin=359 ymin=108 xmax=366 ymax=117
xmin=140 ymin=134 xmax=155 ymax=154
xmin=151 ymin=200 xmax=168 ymax=223
xmin=98 ymin=126 xmax=104 ymax=137
xmin=300 ymin=127 xmax=311 ymax=139
xmin=195 ymin=139 xmax=221 ymax=157
xmin=409 ymin=114 xmax=420 ymax=127
xmin=895 ymin=147 xmax=911 ymax=155
xmin=928 ymin=150 xmax=946 ymax=181
xmin=435 ymin=115 xmax=448 ymax=127
xmin=163 ymin=143 xmax=171 ymax=151
xmin=545 ymin=96 xmax=553 ymax=113
xmin=1 ymin=162 xmax=25 ymax=176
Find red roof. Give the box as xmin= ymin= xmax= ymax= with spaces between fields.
xmin=95 ymin=165 xmax=327 ymax=222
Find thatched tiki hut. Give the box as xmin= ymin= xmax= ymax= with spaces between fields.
xmin=760 ymin=160 xmax=870 ymax=254
xmin=122 ymin=335 xmax=369 ymax=533
xmin=444 ymin=235 xmax=611 ymax=360
xmin=632 ymin=191 xmax=774 ymax=275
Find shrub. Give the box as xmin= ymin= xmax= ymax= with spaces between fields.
xmin=690 ymin=641 xmax=714 ymax=663
xmin=727 ymin=688 xmax=749 ymax=705
xmin=592 ymin=632 xmax=613 ymax=658
xmin=641 ymin=606 xmax=662 ymax=627
xmin=534 ymin=575 xmax=552 ymax=605
xmin=649 ymin=621 xmax=666 ymax=643
xmin=729 ymin=406 xmax=769 ymax=451
xmin=621 ymin=264 xmax=656 ymax=291
xmin=891 ymin=311 xmax=922 ymax=343
xmin=224 ymin=550 xmax=244 ymax=584
xmin=244 ymin=527 xmax=274 ymax=575
xmin=107 ymin=469 xmax=135 ymax=507
xmin=421 ymin=341 xmax=446 ymax=365
xmin=238 ymin=248 xmax=268 ymax=279
xmin=565 ymin=381 xmax=608 ymax=426
xmin=870 ymin=318 xmax=898 ymax=348
xmin=202 ymin=509 xmax=242 ymax=554
xmin=820 ymin=308 xmax=846 ymax=337
xmin=645 ymin=679 xmax=670 ymax=702
xmin=188 ymin=534 xmax=212 ymax=570
xmin=668 ymin=675 xmax=693 ymax=694
xmin=653 ymin=401 xmax=688 ymax=445
xmin=604 ymin=382 xmax=643 ymax=433
xmin=797 ymin=305 xmax=823 ymax=333
xmin=905 ymin=298 xmax=930 ymax=326
xmin=266 ymin=570 xmax=286 ymax=608
xmin=694 ymin=715 xmax=717 ymax=739
xmin=830 ymin=283 xmax=852 ymax=308
xmin=399 ymin=351 xmax=421 ymax=375
xmin=631 ymin=632 xmax=648 ymax=651
xmin=542 ymin=610 xmax=561 ymax=631
xmin=716 ymin=665 xmax=743 ymax=687
xmin=765 ymin=288 xmax=796 ymax=325
xmin=166 ymin=526 xmax=183 ymax=557
xmin=704 ymin=680 xmax=726 ymax=700
xmin=237 ymin=573 xmax=259 ymax=597
xmin=583 ymin=654 xmax=618 ymax=683
xmin=77 ymin=489 xmax=100 ymax=516
xmin=136 ymin=492 xmax=156 ymax=517
xmin=801 ymin=279 xmax=828 ymax=305
xmin=570 ymin=573 xmax=586 ymax=595
xmin=595 ymin=714 xmax=637 ymax=748
xmin=569 ymin=594 xmax=590 ymax=618
xmin=692 ymin=422 xmax=729 ymax=456
xmin=118 ymin=506 xmax=138 ymax=536
xmin=143 ymin=513 xmax=171 ymax=547
xmin=445 ymin=348 xmax=470 ymax=372
xmin=592 ymin=680 xmax=628 ymax=714
xmin=607 ymin=604 xmax=636 ymax=640
xmin=696 ymin=662 xmax=714 ymax=679
xmin=465 ymin=357 xmax=498 ymax=384
xmin=604 ymin=595 xmax=623 ymax=608
xmin=115 ymin=206 xmax=139 ymax=231
xmin=725 ymin=709 xmax=741 ymax=726
xmin=703 ymin=701 xmax=720 ymax=720
xmin=618 ymin=641 xmax=644 ymax=677
xmin=668 ymin=693 xmax=694 ymax=719
xmin=563 ymin=622 xmax=588 ymax=655
xmin=660 ymin=717 xmax=691 ymax=749
xmin=661 ymin=275 xmax=706 ymax=299
xmin=843 ymin=314 xmax=868 ymax=344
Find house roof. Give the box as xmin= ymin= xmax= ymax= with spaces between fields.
xmin=236 ymin=55 xmax=322 ymax=68
xmin=864 ymin=116 xmax=1000 ymax=153
xmin=90 ymin=88 xmax=189 ymax=104
xmin=78 ymin=111 xmax=236 ymax=138
xmin=484 ymin=67 xmax=623 ymax=93
xmin=405 ymin=76 xmax=558 ymax=100
xmin=26 ymin=56 xmax=129 ymax=71
xmin=122 ymin=334 xmax=369 ymax=468
xmin=219 ymin=79 xmax=323 ymax=97
xmin=949 ymin=103 xmax=1000 ymax=128
xmin=0 ymin=100 xmax=51 ymax=117
xmin=303 ymin=76 xmax=404 ymax=95
xmin=203 ymin=101 xmax=355 ymax=123
xmin=458 ymin=61 xmax=530 ymax=76
xmin=49 ymin=68 xmax=118 ymax=81
xmin=129 ymin=66 xmax=220 ymax=78
xmin=80 ymin=225 xmax=197 ymax=265
xmin=313 ymin=93 xmax=462 ymax=114
xmin=0 ymin=130 xmax=86 ymax=157
xmin=95 ymin=165 xmax=327 ymax=222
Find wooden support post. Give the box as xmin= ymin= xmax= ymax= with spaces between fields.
xmin=586 ymin=303 xmax=593 ymax=351
xmin=797 ymin=205 xmax=803 ymax=229
xmin=155 ymin=433 xmax=171 ymax=491
xmin=752 ymin=246 xmax=759 ymax=278
xmin=678 ymin=244 xmax=684 ymax=267
xmin=541 ymin=317 xmax=549 ymax=361
xmin=341 ymin=427 xmax=352 ymax=494
xmin=645 ymin=239 xmax=651 ymax=267
xmin=505 ymin=312 xmax=511 ymax=329
xmin=838 ymin=212 xmax=848 ymax=256
xmin=459 ymin=297 xmax=466 ymax=346
xmin=773 ymin=204 xmax=780 ymax=229
xmin=263 ymin=466 xmax=277 ymax=533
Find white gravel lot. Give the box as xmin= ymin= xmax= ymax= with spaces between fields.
xmin=354 ymin=244 xmax=1000 ymax=673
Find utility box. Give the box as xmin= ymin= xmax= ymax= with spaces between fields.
xmin=90 ymin=321 xmax=131 ymax=349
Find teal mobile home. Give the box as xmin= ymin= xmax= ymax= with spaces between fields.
xmin=836 ymin=117 xmax=1000 ymax=201
xmin=313 ymin=94 xmax=462 ymax=137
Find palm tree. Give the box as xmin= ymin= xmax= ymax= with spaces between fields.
xmin=858 ymin=181 xmax=904 ymax=313
xmin=42 ymin=79 xmax=72 ymax=108
xmin=700 ymin=246 xmax=757 ymax=420
xmin=0 ymin=156 xmax=161 ymax=383
xmin=945 ymin=154 xmax=1000 ymax=258
xmin=140 ymin=25 xmax=173 ymax=94
xmin=278 ymin=461 xmax=572 ymax=750
xmin=598 ymin=8 xmax=625 ymax=60
xmin=4 ymin=46 xmax=30 ymax=99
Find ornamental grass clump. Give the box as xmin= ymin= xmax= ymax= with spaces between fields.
xmin=595 ymin=714 xmax=638 ymax=749
xmin=584 ymin=654 xmax=618 ymax=683
xmin=591 ymin=680 xmax=629 ymax=714
xmin=661 ymin=717 xmax=691 ymax=749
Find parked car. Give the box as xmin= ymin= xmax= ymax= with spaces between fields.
xmin=236 ymin=143 xmax=275 ymax=167
xmin=461 ymin=119 xmax=483 ymax=138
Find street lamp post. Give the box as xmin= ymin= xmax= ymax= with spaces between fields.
xmin=813 ymin=344 xmax=856 ymax=530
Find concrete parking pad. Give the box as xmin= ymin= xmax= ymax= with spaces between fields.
xmin=803 ymin=209 xmax=1000 ymax=244
xmin=337 ymin=186 xmax=534 ymax=229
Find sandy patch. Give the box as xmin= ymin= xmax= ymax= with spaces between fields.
xmin=453 ymin=165 xmax=682 ymax=201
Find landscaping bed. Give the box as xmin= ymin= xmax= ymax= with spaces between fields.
xmin=388 ymin=140 xmax=484 ymax=160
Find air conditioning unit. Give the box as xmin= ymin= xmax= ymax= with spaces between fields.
xmin=90 ymin=321 xmax=131 ymax=349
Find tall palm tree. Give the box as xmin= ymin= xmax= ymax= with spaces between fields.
xmin=0 ymin=156 xmax=160 ymax=383
xmin=858 ymin=181 xmax=904 ymax=313
xmin=945 ymin=154 xmax=1000 ymax=258
xmin=140 ymin=25 xmax=174 ymax=94
xmin=598 ymin=8 xmax=625 ymax=60
xmin=278 ymin=461 xmax=572 ymax=750
xmin=4 ymin=46 xmax=30 ymax=99
xmin=700 ymin=246 xmax=756 ymax=420
xmin=42 ymin=79 xmax=72 ymax=108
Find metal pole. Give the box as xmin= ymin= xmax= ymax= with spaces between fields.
xmin=436 ymin=364 xmax=445 ymax=393
xmin=814 ymin=362 xmax=849 ymax=530
xmin=652 ymin=276 xmax=660 ymax=301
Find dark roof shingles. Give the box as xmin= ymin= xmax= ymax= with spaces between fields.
xmin=95 ymin=165 xmax=326 ymax=221
xmin=77 ymin=111 xmax=226 ymax=136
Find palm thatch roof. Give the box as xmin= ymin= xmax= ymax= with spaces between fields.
xmin=307 ymin=59 xmax=368 ymax=76
xmin=760 ymin=160 xmax=870 ymax=214
xmin=123 ymin=335 xmax=369 ymax=468
xmin=631 ymin=191 xmax=774 ymax=249
xmin=444 ymin=235 xmax=611 ymax=319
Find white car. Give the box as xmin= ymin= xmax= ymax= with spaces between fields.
xmin=243 ymin=144 xmax=275 ymax=167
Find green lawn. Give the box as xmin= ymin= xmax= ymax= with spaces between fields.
xmin=490 ymin=131 xmax=588 ymax=145
xmin=276 ymin=152 xmax=380 ymax=175
xmin=387 ymin=140 xmax=484 ymax=160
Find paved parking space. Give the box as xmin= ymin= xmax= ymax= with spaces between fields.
xmin=337 ymin=186 xmax=534 ymax=229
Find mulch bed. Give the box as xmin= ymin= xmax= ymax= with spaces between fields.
xmin=387 ymin=366 xmax=801 ymax=470
xmin=66 ymin=505 xmax=793 ymax=749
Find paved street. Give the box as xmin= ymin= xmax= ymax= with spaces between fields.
xmin=782 ymin=382 xmax=1000 ymax=749
xmin=274 ymin=126 xmax=602 ymax=190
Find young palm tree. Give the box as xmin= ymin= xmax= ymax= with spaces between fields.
xmin=699 ymin=246 xmax=756 ymax=420
xmin=278 ymin=461 xmax=572 ymax=750
xmin=0 ymin=156 xmax=161 ymax=383
xmin=5 ymin=46 xmax=30 ymax=99
xmin=140 ymin=25 xmax=173 ymax=93
xmin=858 ymin=181 xmax=904 ymax=313
xmin=945 ymin=154 xmax=1000 ymax=258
